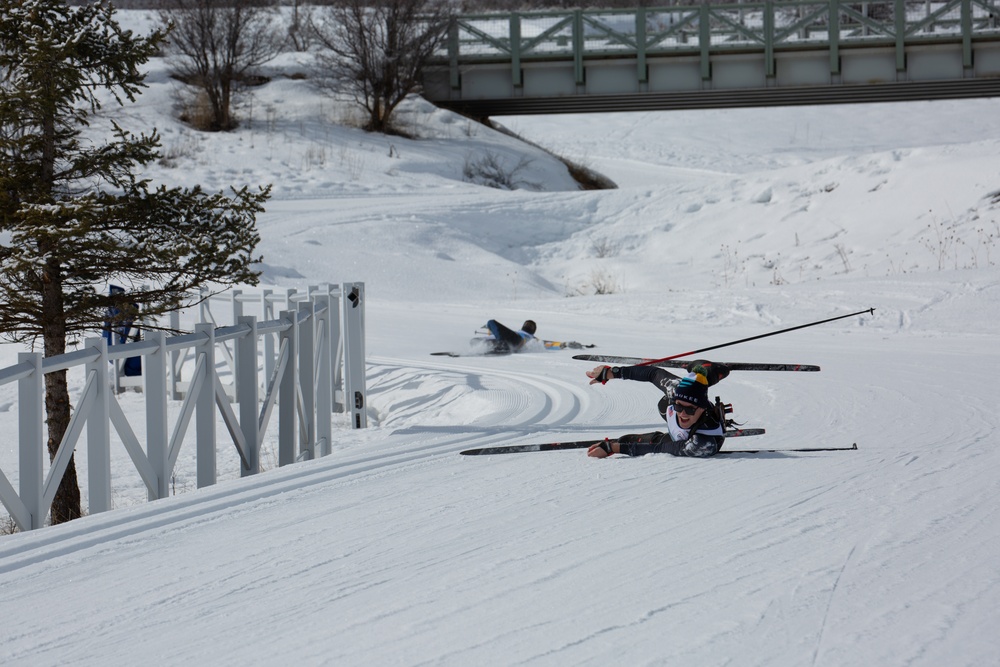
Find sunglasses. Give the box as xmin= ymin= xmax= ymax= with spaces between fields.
xmin=673 ymin=402 xmax=700 ymax=416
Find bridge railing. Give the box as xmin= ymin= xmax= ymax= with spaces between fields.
xmin=434 ymin=0 xmax=1000 ymax=63
xmin=0 ymin=282 xmax=367 ymax=532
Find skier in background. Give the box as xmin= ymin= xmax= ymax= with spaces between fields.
xmin=584 ymin=360 xmax=731 ymax=458
xmin=484 ymin=319 xmax=537 ymax=353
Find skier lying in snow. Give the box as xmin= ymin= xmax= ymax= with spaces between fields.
xmin=585 ymin=360 xmax=730 ymax=458
xmin=484 ymin=319 xmax=537 ymax=353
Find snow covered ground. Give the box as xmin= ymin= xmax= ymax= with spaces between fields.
xmin=1 ymin=10 xmax=1000 ymax=666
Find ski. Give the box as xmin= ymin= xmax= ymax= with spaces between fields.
xmin=718 ymin=443 xmax=858 ymax=455
xmin=460 ymin=428 xmax=766 ymax=456
xmin=431 ymin=350 xmax=509 ymax=357
xmin=461 ymin=439 xmax=858 ymax=456
xmin=432 ymin=340 xmax=596 ymax=357
xmin=572 ymin=354 xmax=820 ymax=372
xmin=460 ymin=440 xmax=612 ymax=455
xmin=543 ymin=340 xmax=596 ymax=350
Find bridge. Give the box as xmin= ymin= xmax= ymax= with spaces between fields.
xmin=421 ymin=0 xmax=1000 ymax=116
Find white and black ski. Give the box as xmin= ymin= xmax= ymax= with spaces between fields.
xmin=459 ymin=428 xmax=772 ymax=456
xmin=572 ymin=354 xmax=820 ymax=372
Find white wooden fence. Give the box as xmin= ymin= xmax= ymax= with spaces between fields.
xmin=0 ymin=282 xmax=367 ymax=532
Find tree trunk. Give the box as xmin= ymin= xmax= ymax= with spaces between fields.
xmin=45 ymin=370 xmax=82 ymax=524
xmin=41 ymin=257 xmax=82 ymax=525
xmin=220 ymin=82 xmax=231 ymax=130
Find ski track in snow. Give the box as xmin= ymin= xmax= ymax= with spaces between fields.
xmin=3 ymin=323 xmax=999 ymax=665
xmin=3 ymin=279 xmax=999 ymax=666
xmin=0 ymin=354 xmax=639 ymax=576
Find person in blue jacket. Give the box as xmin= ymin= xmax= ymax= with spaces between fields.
xmin=485 ymin=319 xmax=536 ymax=353
xmin=584 ymin=360 xmax=730 ymax=458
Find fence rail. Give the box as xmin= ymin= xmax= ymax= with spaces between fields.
xmin=0 ymin=282 xmax=367 ymax=532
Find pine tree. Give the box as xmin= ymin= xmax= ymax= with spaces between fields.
xmin=0 ymin=0 xmax=271 ymax=525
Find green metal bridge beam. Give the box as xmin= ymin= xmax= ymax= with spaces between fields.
xmin=830 ymin=0 xmax=841 ymax=76
xmin=764 ymin=0 xmax=775 ymax=78
xmin=963 ymin=0 xmax=974 ymax=68
xmin=510 ymin=13 xmax=521 ymax=88
xmin=573 ymin=10 xmax=585 ymax=86
xmin=433 ymin=1 xmax=1000 ymax=101
xmin=700 ymin=4 xmax=711 ymax=82
xmin=896 ymin=0 xmax=907 ymax=73
xmin=637 ymin=7 xmax=647 ymax=83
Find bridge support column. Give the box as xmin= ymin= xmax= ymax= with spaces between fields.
xmin=573 ymin=10 xmax=585 ymax=91
xmin=448 ymin=18 xmax=460 ymax=91
xmin=961 ymin=0 xmax=974 ymax=75
xmin=895 ymin=0 xmax=907 ymax=79
xmin=700 ymin=4 xmax=712 ymax=84
xmin=764 ymin=0 xmax=776 ymax=80
xmin=829 ymin=0 xmax=842 ymax=82
xmin=636 ymin=8 xmax=648 ymax=86
xmin=510 ymin=13 xmax=522 ymax=89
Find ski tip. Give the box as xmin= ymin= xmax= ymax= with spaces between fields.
xmin=459 ymin=449 xmax=481 ymax=455
xmin=725 ymin=427 xmax=766 ymax=437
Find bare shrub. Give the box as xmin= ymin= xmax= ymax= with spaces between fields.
xmin=159 ymin=0 xmax=285 ymax=131
xmin=589 ymin=268 xmax=621 ymax=295
xmin=462 ymin=150 xmax=539 ymax=190
xmin=567 ymin=268 xmax=621 ymax=296
xmin=834 ymin=243 xmax=852 ymax=273
xmin=157 ymin=131 xmax=201 ymax=167
xmin=1 ymin=513 xmax=18 ymax=536
xmin=591 ymin=238 xmax=619 ymax=258
xmin=720 ymin=243 xmax=747 ymax=287
xmin=310 ymin=0 xmax=454 ymax=134
xmin=174 ymin=88 xmax=218 ymax=133
xmin=920 ymin=214 xmax=958 ymax=270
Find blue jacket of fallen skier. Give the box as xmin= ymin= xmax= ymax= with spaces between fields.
xmin=585 ymin=361 xmax=730 ymax=458
xmin=485 ymin=319 xmax=536 ymax=352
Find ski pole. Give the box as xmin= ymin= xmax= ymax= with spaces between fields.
xmin=718 ymin=443 xmax=859 ymax=455
xmin=639 ymin=307 xmax=875 ymax=367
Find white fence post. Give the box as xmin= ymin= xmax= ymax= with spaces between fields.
xmin=231 ymin=289 xmax=243 ymax=389
xmin=298 ymin=299 xmax=315 ymax=462
xmin=199 ymin=286 xmax=212 ymax=324
xmin=170 ymin=309 xmax=184 ymax=400
xmin=315 ymin=288 xmax=333 ymax=456
xmin=343 ymin=282 xmax=367 ymax=429
xmin=86 ymin=337 xmax=113 ymax=514
xmin=237 ymin=315 xmax=260 ymax=477
xmin=262 ymin=288 xmax=275 ymax=394
xmin=329 ymin=285 xmax=344 ymax=413
xmin=278 ymin=310 xmax=298 ymax=466
xmin=18 ymin=352 xmax=45 ymax=530
xmin=145 ymin=330 xmax=170 ymax=500
xmin=195 ymin=323 xmax=217 ymax=488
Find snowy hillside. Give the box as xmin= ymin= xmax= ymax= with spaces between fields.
xmin=1 ymin=9 xmax=999 ymax=666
